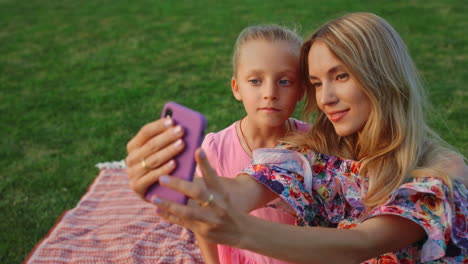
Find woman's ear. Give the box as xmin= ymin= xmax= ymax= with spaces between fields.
xmin=231 ymin=77 xmax=242 ymax=101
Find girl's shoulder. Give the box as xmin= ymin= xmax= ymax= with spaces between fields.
xmin=204 ymin=122 xmax=238 ymax=141
xmin=202 ymin=122 xmax=238 ymax=150
xmin=202 ymin=121 xmax=246 ymax=155
xmin=201 ymin=121 xmax=250 ymax=177
xmin=290 ymin=118 xmax=311 ymax=133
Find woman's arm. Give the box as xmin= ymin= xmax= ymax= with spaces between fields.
xmin=160 ymin=182 xmax=425 ymax=264
xmin=156 ymin=150 xmax=426 ymax=264
xmin=237 ymin=214 xmax=424 ymax=264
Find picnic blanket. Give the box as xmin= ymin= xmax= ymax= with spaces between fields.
xmin=25 ymin=161 xmax=203 ymax=264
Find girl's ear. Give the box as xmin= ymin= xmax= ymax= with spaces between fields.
xmin=231 ymin=77 xmax=242 ymax=101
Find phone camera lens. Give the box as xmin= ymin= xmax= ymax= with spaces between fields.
xmin=165 ymin=108 xmax=173 ymax=117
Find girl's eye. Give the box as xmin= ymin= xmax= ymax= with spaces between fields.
xmin=336 ymin=73 xmax=349 ymax=81
xmin=249 ymin=79 xmax=261 ymax=85
xmin=279 ymin=79 xmax=292 ymax=86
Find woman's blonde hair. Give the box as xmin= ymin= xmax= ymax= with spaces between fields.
xmin=286 ymin=12 xmax=461 ymax=208
xmin=232 ymin=24 xmax=303 ymax=76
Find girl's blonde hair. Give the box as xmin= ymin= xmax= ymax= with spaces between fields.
xmin=232 ymin=24 xmax=303 ymax=76
xmin=286 ymin=12 xmax=461 ymax=208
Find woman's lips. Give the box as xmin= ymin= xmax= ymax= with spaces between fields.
xmin=328 ymin=110 xmax=349 ymax=122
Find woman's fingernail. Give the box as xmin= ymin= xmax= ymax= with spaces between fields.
xmin=173 ymin=125 xmax=183 ymax=135
xmin=199 ymin=150 xmax=206 ymax=159
xmin=174 ymin=139 xmax=183 ymax=148
xmin=154 ymin=197 xmax=162 ymax=204
xmin=160 ymin=175 xmax=170 ymax=183
xmin=167 ymin=160 xmax=175 ymax=168
xmin=164 ymin=117 xmax=173 ymax=127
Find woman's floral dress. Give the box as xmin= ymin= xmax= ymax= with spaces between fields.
xmin=243 ymin=148 xmax=468 ymax=263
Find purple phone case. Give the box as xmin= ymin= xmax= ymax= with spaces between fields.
xmin=145 ymin=102 xmax=206 ymax=205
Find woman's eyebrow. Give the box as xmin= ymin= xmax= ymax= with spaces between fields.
xmin=309 ymin=64 xmax=346 ymax=80
xmin=328 ymin=64 xmax=345 ymax=75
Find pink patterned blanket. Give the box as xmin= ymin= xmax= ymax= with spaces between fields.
xmin=25 ymin=168 xmax=203 ymax=264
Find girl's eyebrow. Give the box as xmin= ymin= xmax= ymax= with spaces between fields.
xmin=245 ymin=69 xmax=264 ymax=76
xmin=246 ymin=69 xmax=298 ymax=76
xmin=279 ymin=69 xmax=298 ymax=75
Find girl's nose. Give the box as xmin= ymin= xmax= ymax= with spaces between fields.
xmin=263 ymin=81 xmax=279 ymax=100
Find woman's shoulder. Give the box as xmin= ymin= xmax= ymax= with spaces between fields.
xmin=252 ymin=147 xmax=359 ymax=172
xmin=367 ymin=175 xmax=468 ymax=261
xmin=433 ymin=153 xmax=467 ymax=186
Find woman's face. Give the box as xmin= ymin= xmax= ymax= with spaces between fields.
xmin=307 ymin=40 xmax=372 ymax=136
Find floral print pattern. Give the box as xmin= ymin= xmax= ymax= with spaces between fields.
xmin=243 ymin=148 xmax=468 ymax=263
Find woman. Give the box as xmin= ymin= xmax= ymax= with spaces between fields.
xmin=126 ymin=13 xmax=467 ymax=263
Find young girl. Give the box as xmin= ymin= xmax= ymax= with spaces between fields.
xmin=192 ymin=24 xmax=308 ymax=263
xmin=127 ymin=13 xmax=467 ymax=263
xmin=195 ymin=24 xmax=309 ymax=264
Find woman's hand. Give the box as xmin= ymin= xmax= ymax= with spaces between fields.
xmin=155 ymin=148 xmax=248 ymax=248
xmin=125 ymin=117 xmax=185 ymax=199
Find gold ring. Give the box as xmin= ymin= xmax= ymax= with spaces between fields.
xmin=199 ymin=193 xmax=214 ymax=207
xmin=141 ymin=159 xmax=150 ymax=170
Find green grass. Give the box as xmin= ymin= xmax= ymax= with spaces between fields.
xmin=1 ymin=0 xmax=466 ymax=263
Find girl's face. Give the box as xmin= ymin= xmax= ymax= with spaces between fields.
xmin=308 ymin=41 xmax=372 ymax=136
xmin=232 ymin=40 xmax=301 ymax=128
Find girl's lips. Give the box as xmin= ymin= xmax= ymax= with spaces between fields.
xmin=259 ymin=107 xmax=280 ymax=112
xmin=328 ymin=110 xmax=349 ymax=122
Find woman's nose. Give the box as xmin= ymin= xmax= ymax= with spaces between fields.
xmin=317 ymin=82 xmax=338 ymax=105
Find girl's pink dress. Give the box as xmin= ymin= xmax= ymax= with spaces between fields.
xmin=198 ymin=119 xmax=309 ymax=264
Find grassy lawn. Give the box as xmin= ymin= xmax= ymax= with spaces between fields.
xmin=1 ymin=0 xmax=466 ymax=263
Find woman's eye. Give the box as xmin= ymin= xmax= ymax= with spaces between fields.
xmin=279 ymin=79 xmax=292 ymax=86
xmin=311 ymin=82 xmax=322 ymax=89
xmin=336 ymin=73 xmax=349 ymax=80
xmin=249 ymin=79 xmax=261 ymax=85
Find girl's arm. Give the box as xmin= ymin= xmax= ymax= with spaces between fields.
xmin=186 ymin=195 xmax=220 ymax=264
xmin=195 ymin=232 xmax=220 ymax=264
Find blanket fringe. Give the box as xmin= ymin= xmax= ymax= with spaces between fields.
xmin=95 ymin=160 xmax=127 ymax=169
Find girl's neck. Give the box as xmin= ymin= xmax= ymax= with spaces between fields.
xmin=237 ymin=116 xmax=293 ymax=156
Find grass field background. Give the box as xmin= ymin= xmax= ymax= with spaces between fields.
xmin=1 ymin=0 xmax=466 ymax=262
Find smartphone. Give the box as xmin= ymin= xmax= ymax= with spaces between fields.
xmin=145 ymin=102 xmax=207 ymax=205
